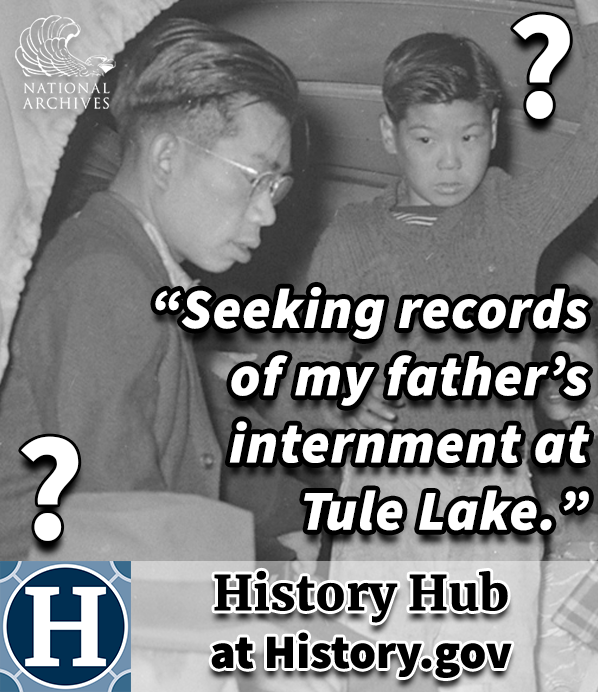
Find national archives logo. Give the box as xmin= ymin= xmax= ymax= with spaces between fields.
xmin=15 ymin=16 xmax=115 ymax=111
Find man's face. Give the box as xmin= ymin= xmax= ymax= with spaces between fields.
xmin=380 ymin=100 xmax=498 ymax=207
xmin=156 ymin=101 xmax=291 ymax=273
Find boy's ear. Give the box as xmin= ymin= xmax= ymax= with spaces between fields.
xmin=380 ymin=114 xmax=398 ymax=155
xmin=490 ymin=108 xmax=499 ymax=150
xmin=149 ymin=133 xmax=179 ymax=189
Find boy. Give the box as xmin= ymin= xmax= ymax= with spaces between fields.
xmin=266 ymin=1 xmax=598 ymax=690
xmin=0 ymin=18 xmax=300 ymax=561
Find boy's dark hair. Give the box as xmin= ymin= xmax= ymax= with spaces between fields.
xmin=111 ymin=18 xmax=299 ymax=146
xmin=383 ymin=32 xmax=503 ymax=124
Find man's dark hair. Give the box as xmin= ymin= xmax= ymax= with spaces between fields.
xmin=383 ymin=32 xmax=503 ymax=124
xmin=111 ymin=18 xmax=299 ymax=146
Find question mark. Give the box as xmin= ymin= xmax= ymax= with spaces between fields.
xmin=511 ymin=13 xmax=572 ymax=121
xmin=20 ymin=434 xmax=81 ymax=542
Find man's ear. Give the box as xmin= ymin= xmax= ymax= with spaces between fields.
xmin=149 ymin=133 xmax=179 ymax=189
xmin=490 ymin=108 xmax=499 ymax=150
xmin=380 ymin=113 xmax=398 ymax=155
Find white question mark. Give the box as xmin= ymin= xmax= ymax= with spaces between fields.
xmin=511 ymin=13 xmax=573 ymax=121
xmin=20 ymin=434 xmax=81 ymax=542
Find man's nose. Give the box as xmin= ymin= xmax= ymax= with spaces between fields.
xmin=437 ymin=142 xmax=462 ymax=170
xmin=248 ymin=190 xmax=277 ymax=228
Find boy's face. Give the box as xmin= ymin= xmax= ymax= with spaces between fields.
xmin=380 ymin=100 xmax=498 ymax=207
xmin=154 ymin=101 xmax=291 ymax=273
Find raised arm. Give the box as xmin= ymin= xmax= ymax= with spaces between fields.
xmin=576 ymin=0 xmax=598 ymax=27
xmin=506 ymin=2 xmax=598 ymax=250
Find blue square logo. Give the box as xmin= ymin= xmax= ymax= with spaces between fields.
xmin=1 ymin=562 xmax=131 ymax=691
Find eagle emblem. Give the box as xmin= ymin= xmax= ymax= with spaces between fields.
xmin=16 ymin=15 xmax=115 ymax=77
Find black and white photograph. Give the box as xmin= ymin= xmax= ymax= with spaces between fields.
xmin=2 ymin=1 xmax=598 ymax=690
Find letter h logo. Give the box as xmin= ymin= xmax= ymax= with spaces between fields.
xmin=2 ymin=563 xmax=129 ymax=689
xmin=25 ymin=586 xmax=107 ymax=667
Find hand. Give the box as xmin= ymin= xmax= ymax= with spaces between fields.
xmin=278 ymin=531 xmax=321 ymax=576
xmin=548 ymin=511 xmax=598 ymax=559
xmin=344 ymin=381 xmax=403 ymax=431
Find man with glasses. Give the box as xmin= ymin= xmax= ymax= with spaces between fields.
xmin=176 ymin=135 xmax=295 ymax=209
xmin=0 ymin=18 xmax=300 ymax=561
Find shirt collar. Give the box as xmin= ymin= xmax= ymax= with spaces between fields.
xmin=109 ymin=190 xmax=199 ymax=291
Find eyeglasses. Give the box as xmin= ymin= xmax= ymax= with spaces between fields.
xmin=177 ymin=136 xmax=294 ymax=206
